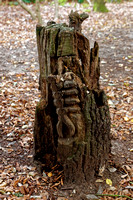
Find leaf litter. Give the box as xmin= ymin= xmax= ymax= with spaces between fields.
xmin=0 ymin=1 xmax=133 ymax=199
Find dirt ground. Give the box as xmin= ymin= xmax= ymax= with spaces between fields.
xmin=0 ymin=2 xmax=133 ymax=199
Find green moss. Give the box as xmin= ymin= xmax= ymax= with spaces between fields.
xmin=93 ymin=2 xmax=109 ymax=12
xmin=57 ymin=28 xmax=76 ymax=57
xmin=49 ymin=27 xmax=60 ymax=57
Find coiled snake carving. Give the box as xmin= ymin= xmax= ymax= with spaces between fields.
xmin=48 ymin=72 xmax=82 ymax=139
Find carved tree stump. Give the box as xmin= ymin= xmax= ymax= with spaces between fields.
xmin=34 ymin=11 xmax=111 ymax=184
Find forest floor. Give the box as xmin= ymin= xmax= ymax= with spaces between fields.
xmin=0 ymin=1 xmax=133 ymax=200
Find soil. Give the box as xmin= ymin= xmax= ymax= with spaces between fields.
xmin=0 ymin=2 xmax=133 ymax=199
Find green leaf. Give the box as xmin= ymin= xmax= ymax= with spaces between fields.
xmin=14 ymin=192 xmax=24 ymax=197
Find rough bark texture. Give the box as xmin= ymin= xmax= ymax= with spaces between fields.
xmin=34 ymin=11 xmax=111 ymax=184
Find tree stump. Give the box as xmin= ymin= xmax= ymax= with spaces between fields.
xmin=34 ymin=11 xmax=111 ymax=184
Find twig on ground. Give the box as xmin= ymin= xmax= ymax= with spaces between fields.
xmin=96 ymin=193 xmax=133 ymax=199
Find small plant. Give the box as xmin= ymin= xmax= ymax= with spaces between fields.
xmin=58 ymin=0 xmax=67 ymax=6
xmin=14 ymin=192 xmax=24 ymax=197
xmin=93 ymin=1 xmax=109 ymax=12
xmin=22 ymin=0 xmax=35 ymax=3
xmin=8 ymin=1 xmax=19 ymax=5
xmin=83 ymin=3 xmax=89 ymax=8
xmin=78 ymin=0 xmax=84 ymax=3
xmin=107 ymin=0 xmax=123 ymax=3
xmin=84 ymin=9 xmax=91 ymax=12
xmin=22 ymin=0 xmax=44 ymax=3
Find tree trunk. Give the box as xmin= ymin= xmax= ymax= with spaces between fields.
xmin=34 ymin=11 xmax=111 ymax=184
xmin=54 ymin=0 xmax=59 ymax=20
xmin=35 ymin=0 xmax=42 ymax=25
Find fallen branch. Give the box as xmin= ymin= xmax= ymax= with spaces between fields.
xmin=96 ymin=193 xmax=133 ymax=199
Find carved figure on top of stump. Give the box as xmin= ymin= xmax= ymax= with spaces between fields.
xmin=34 ymin=11 xmax=111 ymax=184
xmin=69 ymin=10 xmax=89 ymax=32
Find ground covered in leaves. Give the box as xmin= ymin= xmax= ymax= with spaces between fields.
xmin=0 ymin=1 xmax=133 ymax=199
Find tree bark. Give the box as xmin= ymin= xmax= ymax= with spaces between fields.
xmin=54 ymin=0 xmax=59 ymax=20
xmin=34 ymin=11 xmax=111 ymax=184
xmin=35 ymin=0 xmax=42 ymax=25
xmin=17 ymin=0 xmax=43 ymax=24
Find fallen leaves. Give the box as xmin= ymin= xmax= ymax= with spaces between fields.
xmin=0 ymin=161 xmax=51 ymax=198
xmin=106 ymin=179 xmax=112 ymax=187
xmin=102 ymin=78 xmax=133 ymax=141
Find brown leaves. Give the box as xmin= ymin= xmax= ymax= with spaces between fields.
xmin=0 ymin=73 xmax=43 ymax=199
xmin=101 ymin=79 xmax=133 ymax=140
xmin=0 ymin=163 xmax=47 ymax=198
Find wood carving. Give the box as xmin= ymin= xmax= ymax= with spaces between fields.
xmin=48 ymin=71 xmax=85 ymax=143
xmin=34 ymin=11 xmax=111 ymax=184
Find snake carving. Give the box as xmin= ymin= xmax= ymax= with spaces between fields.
xmin=48 ymin=72 xmax=83 ymax=140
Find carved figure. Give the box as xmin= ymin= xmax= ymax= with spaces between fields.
xmin=48 ymin=71 xmax=84 ymax=142
xmin=69 ymin=10 xmax=89 ymax=32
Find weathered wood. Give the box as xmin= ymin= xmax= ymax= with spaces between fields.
xmin=69 ymin=10 xmax=89 ymax=33
xmin=34 ymin=11 xmax=111 ymax=184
